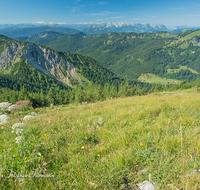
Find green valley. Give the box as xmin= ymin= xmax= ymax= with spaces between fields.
xmin=29 ymin=30 xmax=200 ymax=83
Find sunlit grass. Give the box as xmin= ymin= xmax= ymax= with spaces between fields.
xmin=138 ymin=73 xmax=180 ymax=84
xmin=1 ymin=90 xmax=200 ymax=189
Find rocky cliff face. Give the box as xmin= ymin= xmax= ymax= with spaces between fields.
xmin=0 ymin=42 xmax=81 ymax=86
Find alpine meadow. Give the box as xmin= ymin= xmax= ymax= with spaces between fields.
xmin=1 ymin=0 xmax=200 ymax=189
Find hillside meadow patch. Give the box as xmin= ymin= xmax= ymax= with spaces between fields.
xmin=0 ymin=91 xmax=200 ymax=189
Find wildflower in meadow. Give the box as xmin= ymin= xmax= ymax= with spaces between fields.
xmin=0 ymin=102 xmax=12 ymax=112
xmin=12 ymin=123 xmax=25 ymax=135
xmin=81 ymin=146 xmax=85 ymax=149
xmin=23 ymin=115 xmax=34 ymax=121
xmin=140 ymin=143 xmax=143 ymax=146
xmin=29 ymin=112 xmax=38 ymax=116
xmin=85 ymin=137 xmax=87 ymax=139
xmin=98 ymin=117 xmax=104 ymax=125
xmin=0 ymin=114 xmax=10 ymax=125
xmin=7 ymin=105 xmax=15 ymax=111
xmin=15 ymin=136 xmax=24 ymax=144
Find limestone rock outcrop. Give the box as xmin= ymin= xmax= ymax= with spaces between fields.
xmin=0 ymin=42 xmax=81 ymax=86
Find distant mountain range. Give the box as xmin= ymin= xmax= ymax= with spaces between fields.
xmin=0 ymin=26 xmax=80 ymax=38
xmin=1 ymin=22 xmax=199 ymax=37
xmin=1 ymin=23 xmax=200 ymax=93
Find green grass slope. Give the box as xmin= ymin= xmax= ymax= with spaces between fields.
xmin=1 ymin=89 xmax=200 ymax=189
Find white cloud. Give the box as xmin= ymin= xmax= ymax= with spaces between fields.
xmin=110 ymin=16 xmax=125 ymax=19
xmin=72 ymin=5 xmax=85 ymax=13
xmin=56 ymin=22 xmax=67 ymax=24
xmin=98 ymin=1 xmax=109 ymax=5
xmin=32 ymin=21 xmax=46 ymax=24
xmin=132 ymin=18 xmax=145 ymax=21
xmin=85 ymin=11 xmax=112 ymax=16
xmin=75 ymin=0 xmax=81 ymax=4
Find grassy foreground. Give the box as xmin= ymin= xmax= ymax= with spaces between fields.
xmin=1 ymin=90 xmax=200 ymax=189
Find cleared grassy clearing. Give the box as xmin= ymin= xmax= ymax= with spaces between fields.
xmin=181 ymin=30 xmax=200 ymax=41
xmin=1 ymin=90 xmax=200 ymax=189
xmin=166 ymin=29 xmax=200 ymax=47
xmin=138 ymin=73 xmax=180 ymax=84
xmin=167 ymin=66 xmax=199 ymax=74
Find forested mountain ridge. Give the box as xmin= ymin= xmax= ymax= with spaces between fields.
xmin=38 ymin=29 xmax=200 ymax=82
xmin=0 ymin=26 xmax=80 ymax=38
xmin=0 ymin=34 xmax=129 ymax=93
xmin=14 ymin=31 xmax=65 ymax=45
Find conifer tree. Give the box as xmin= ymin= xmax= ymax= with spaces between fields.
xmin=96 ymin=84 xmax=103 ymax=100
xmin=85 ymin=86 xmax=94 ymax=102
xmin=47 ymin=87 xmax=55 ymax=105
xmin=110 ymin=85 xmax=118 ymax=98
xmin=75 ymin=86 xmax=85 ymax=103
xmin=19 ymin=86 xmax=29 ymax=100
xmin=103 ymin=83 xmax=111 ymax=99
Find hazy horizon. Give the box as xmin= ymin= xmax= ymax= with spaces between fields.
xmin=0 ymin=0 xmax=200 ymax=27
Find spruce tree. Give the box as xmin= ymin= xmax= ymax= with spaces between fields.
xmin=19 ymin=86 xmax=29 ymax=100
xmin=103 ymin=83 xmax=111 ymax=100
xmin=47 ymin=87 xmax=55 ymax=105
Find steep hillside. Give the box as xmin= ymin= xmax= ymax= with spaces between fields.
xmin=0 ymin=35 xmax=126 ymax=92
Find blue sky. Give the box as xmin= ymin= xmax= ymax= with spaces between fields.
xmin=0 ymin=0 xmax=200 ymax=27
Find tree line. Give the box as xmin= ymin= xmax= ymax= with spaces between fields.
xmin=0 ymin=81 xmax=149 ymax=108
xmin=2 ymin=77 xmax=200 ymax=108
